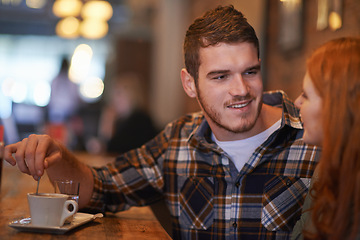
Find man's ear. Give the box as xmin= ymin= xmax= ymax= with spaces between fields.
xmin=181 ymin=68 xmax=197 ymax=98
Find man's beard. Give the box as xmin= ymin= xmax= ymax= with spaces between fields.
xmin=197 ymin=89 xmax=262 ymax=134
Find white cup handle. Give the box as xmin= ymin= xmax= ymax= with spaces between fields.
xmin=60 ymin=200 xmax=78 ymax=226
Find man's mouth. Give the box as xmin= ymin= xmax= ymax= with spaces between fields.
xmin=227 ymin=101 xmax=251 ymax=109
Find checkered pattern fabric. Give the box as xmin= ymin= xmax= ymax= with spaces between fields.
xmin=87 ymin=91 xmax=320 ymax=239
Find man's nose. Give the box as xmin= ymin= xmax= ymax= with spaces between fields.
xmin=229 ymin=74 xmax=249 ymax=96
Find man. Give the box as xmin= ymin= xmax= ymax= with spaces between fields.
xmin=4 ymin=5 xmax=319 ymax=239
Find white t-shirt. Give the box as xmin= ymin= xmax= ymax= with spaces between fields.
xmin=212 ymin=119 xmax=281 ymax=172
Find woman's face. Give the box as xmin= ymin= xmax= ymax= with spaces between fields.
xmin=295 ymin=72 xmax=323 ymax=146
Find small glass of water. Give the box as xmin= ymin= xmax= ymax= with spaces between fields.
xmin=54 ymin=180 xmax=80 ymax=223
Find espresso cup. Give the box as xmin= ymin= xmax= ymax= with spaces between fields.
xmin=27 ymin=193 xmax=78 ymax=227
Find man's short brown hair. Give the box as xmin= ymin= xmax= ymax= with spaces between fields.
xmin=183 ymin=5 xmax=259 ymax=83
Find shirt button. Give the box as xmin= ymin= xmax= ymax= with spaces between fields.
xmin=235 ymin=182 xmax=240 ymax=188
xmin=232 ymin=222 xmax=237 ymax=228
xmin=286 ymin=180 xmax=292 ymax=186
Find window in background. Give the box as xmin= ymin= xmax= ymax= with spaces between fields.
xmin=0 ymin=34 xmax=110 ymax=143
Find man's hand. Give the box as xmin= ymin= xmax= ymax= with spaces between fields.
xmin=4 ymin=134 xmax=63 ymax=180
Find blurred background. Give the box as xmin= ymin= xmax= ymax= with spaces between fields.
xmin=0 ymin=0 xmax=359 ymax=153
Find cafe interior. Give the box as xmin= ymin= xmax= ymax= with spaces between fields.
xmin=0 ymin=0 xmax=359 ymax=151
xmin=0 ymin=0 xmax=359 ymax=238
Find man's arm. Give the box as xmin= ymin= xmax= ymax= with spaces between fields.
xmin=4 ymin=134 xmax=94 ymax=208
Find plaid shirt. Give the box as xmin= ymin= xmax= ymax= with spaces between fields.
xmin=87 ymin=91 xmax=320 ymax=239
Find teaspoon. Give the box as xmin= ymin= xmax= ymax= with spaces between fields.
xmin=35 ymin=177 xmax=41 ymax=195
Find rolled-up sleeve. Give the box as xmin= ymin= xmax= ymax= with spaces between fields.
xmin=83 ymin=135 xmax=167 ymax=214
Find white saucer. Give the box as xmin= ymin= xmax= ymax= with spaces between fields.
xmin=9 ymin=212 xmax=103 ymax=234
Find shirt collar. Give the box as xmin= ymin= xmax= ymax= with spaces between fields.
xmin=188 ymin=115 xmax=221 ymax=151
xmin=263 ymin=90 xmax=303 ymax=130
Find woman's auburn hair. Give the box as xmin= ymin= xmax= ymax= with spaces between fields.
xmin=305 ymin=37 xmax=360 ymax=240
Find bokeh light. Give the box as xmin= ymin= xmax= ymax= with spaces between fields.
xmin=81 ymin=0 xmax=113 ymax=20
xmin=26 ymin=0 xmax=47 ymax=9
xmin=10 ymin=81 xmax=27 ymax=103
xmin=79 ymin=77 xmax=104 ymax=101
xmin=0 ymin=93 xmax=12 ymax=119
xmin=33 ymin=81 xmax=51 ymax=107
xmin=52 ymin=0 xmax=83 ymax=18
xmin=1 ymin=77 xmax=15 ymax=97
xmin=55 ymin=17 xmax=80 ymax=39
xmin=80 ymin=19 xmax=109 ymax=39
xmin=69 ymin=44 xmax=93 ymax=83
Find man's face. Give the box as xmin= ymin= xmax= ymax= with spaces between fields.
xmin=196 ymin=42 xmax=263 ymax=140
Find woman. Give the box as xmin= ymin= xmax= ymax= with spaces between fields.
xmin=292 ymin=37 xmax=360 ymax=240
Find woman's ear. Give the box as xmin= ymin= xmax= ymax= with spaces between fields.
xmin=181 ymin=68 xmax=197 ymax=98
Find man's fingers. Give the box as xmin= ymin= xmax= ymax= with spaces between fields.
xmin=33 ymin=135 xmax=53 ymax=176
xmin=13 ymin=138 xmax=31 ymax=175
xmin=4 ymin=143 xmax=18 ymax=166
xmin=24 ymin=135 xmax=41 ymax=177
xmin=4 ymin=134 xmax=61 ymax=178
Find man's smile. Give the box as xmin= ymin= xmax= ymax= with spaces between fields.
xmin=227 ymin=101 xmax=251 ymax=109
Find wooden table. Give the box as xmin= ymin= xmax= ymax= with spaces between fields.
xmin=0 ymin=153 xmax=172 ymax=240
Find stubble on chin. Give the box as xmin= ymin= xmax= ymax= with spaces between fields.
xmin=198 ymin=95 xmax=263 ymax=134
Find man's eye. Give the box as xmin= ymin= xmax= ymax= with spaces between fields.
xmin=245 ymin=70 xmax=258 ymax=75
xmin=213 ymin=75 xmax=227 ymax=80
